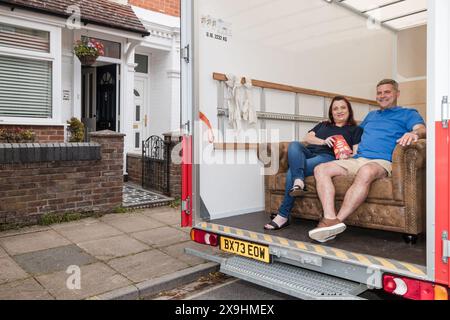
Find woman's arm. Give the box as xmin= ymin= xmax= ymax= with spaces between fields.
xmin=305 ymin=132 xmax=325 ymax=146
xmin=305 ymin=132 xmax=335 ymax=148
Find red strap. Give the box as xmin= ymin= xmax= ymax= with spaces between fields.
xmin=199 ymin=111 xmax=215 ymax=143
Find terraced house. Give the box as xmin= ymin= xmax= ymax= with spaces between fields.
xmin=0 ymin=0 xmax=181 ymax=155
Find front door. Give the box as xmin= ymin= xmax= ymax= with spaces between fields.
xmin=96 ymin=64 xmax=117 ymax=131
xmin=134 ymin=77 xmax=148 ymax=150
xmin=431 ymin=0 xmax=450 ymax=286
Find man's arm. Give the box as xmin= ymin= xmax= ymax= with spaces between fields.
xmin=397 ymin=124 xmax=426 ymax=146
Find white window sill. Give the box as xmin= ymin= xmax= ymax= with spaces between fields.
xmin=0 ymin=120 xmax=66 ymax=127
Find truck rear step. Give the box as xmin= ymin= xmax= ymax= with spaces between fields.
xmin=186 ymin=248 xmax=368 ymax=300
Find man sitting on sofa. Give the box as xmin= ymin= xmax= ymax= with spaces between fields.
xmin=308 ymin=79 xmax=426 ymax=243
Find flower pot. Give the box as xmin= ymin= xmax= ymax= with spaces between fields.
xmin=78 ymin=55 xmax=97 ymax=66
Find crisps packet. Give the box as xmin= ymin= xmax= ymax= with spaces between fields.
xmin=332 ymin=135 xmax=352 ymax=160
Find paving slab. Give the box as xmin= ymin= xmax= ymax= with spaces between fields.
xmin=13 ymin=245 xmax=97 ymax=275
xmin=107 ymin=250 xmax=189 ymax=283
xmin=159 ymin=241 xmax=221 ymax=267
xmin=0 ymin=278 xmax=54 ymax=300
xmin=36 ymin=262 xmax=131 ymax=300
xmin=131 ymin=226 xmax=190 ymax=248
xmin=0 ymin=257 xmax=29 ymax=285
xmin=52 ymin=220 xmax=123 ymax=244
xmin=0 ymin=230 xmax=71 ymax=256
xmin=173 ymin=225 xmax=192 ymax=234
xmin=77 ymin=235 xmax=150 ymax=261
xmin=143 ymin=209 xmax=181 ymax=226
xmin=0 ymin=225 xmax=51 ymax=239
xmin=0 ymin=246 xmax=7 ymax=258
xmin=100 ymin=214 xmax=164 ymax=233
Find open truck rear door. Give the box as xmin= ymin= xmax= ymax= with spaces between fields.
xmin=431 ymin=0 xmax=450 ymax=286
xmin=181 ymin=0 xmax=193 ymax=228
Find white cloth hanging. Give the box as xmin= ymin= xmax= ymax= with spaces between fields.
xmin=224 ymin=74 xmax=242 ymax=131
xmin=240 ymin=77 xmax=257 ymax=125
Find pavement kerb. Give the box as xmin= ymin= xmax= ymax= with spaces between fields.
xmin=90 ymin=262 xmax=219 ymax=300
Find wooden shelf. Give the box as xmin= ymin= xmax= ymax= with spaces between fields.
xmin=213 ymin=143 xmax=259 ymax=151
xmin=213 ymin=72 xmax=378 ymax=106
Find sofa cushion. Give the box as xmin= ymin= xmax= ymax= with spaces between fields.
xmin=272 ymin=173 xmax=396 ymax=201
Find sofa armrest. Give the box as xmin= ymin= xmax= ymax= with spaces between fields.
xmin=391 ymin=139 xmax=426 ymax=202
xmin=257 ymin=142 xmax=290 ymax=174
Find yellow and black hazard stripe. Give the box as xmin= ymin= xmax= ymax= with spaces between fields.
xmin=197 ymin=222 xmax=427 ymax=278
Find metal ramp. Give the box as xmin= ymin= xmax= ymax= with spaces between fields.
xmin=186 ymin=248 xmax=367 ymax=300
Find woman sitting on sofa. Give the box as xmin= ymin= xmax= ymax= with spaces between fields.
xmin=264 ymin=96 xmax=363 ymax=231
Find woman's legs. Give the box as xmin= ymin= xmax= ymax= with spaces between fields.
xmin=265 ymin=152 xmax=335 ymax=230
xmin=288 ymin=142 xmax=314 ymax=188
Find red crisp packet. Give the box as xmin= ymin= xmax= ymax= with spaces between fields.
xmin=332 ymin=135 xmax=352 ymax=160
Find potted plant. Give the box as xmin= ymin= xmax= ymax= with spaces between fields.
xmin=67 ymin=117 xmax=85 ymax=142
xmin=73 ymin=38 xmax=105 ymax=66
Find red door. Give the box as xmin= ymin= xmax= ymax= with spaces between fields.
xmin=181 ymin=136 xmax=192 ymax=227
xmin=431 ymin=0 xmax=450 ymax=286
xmin=435 ymin=122 xmax=449 ymax=285
xmin=180 ymin=0 xmax=193 ymax=228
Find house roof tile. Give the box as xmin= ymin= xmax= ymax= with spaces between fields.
xmin=0 ymin=0 xmax=149 ymax=36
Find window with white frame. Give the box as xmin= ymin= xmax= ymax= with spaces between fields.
xmin=0 ymin=21 xmax=58 ymax=120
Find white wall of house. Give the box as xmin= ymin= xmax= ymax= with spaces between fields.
xmin=148 ymin=50 xmax=172 ymax=138
xmin=134 ymin=6 xmax=181 ymax=143
xmin=61 ymin=28 xmax=75 ymax=128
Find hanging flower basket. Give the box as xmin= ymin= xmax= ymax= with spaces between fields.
xmin=74 ymin=38 xmax=105 ymax=66
xmin=78 ymin=55 xmax=98 ymax=66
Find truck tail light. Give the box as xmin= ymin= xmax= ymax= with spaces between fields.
xmin=190 ymin=229 xmax=219 ymax=247
xmin=383 ymin=275 xmax=449 ymax=300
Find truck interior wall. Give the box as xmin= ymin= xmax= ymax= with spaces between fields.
xmin=397 ymin=25 xmax=427 ymax=119
xmin=197 ymin=0 xmax=423 ymax=220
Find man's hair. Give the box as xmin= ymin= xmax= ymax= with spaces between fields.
xmin=377 ymin=79 xmax=399 ymax=91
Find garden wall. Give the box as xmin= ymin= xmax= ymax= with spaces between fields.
xmin=0 ymin=130 xmax=124 ymax=229
xmin=0 ymin=125 xmax=65 ymax=143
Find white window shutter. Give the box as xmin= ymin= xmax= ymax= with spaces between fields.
xmin=0 ymin=55 xmax=52 ymax=118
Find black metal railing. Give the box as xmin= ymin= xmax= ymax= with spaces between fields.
xmin=142 ymin=135 xmax=170 ymax=195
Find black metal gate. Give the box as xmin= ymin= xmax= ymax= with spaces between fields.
xmin=142 ymin=136 xmax=170 ymax=195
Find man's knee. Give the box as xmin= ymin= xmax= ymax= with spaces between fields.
xmin=355 ymin=164 xmax=385 ymax=184
xmin=314 ymin=163 xmax=334 ymax=178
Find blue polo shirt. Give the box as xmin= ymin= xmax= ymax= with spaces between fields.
xmin=355 ymin=107 xmax=425 ymax=162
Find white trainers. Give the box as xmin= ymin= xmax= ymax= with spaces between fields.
xmin=314 ymin=236 xmax=336 ymax=243
xmin=309 ymin=218 xmax=346 ymax=242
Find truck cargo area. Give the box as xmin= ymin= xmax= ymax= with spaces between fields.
xmin=181 ymin=0 xmax=443 ymax=291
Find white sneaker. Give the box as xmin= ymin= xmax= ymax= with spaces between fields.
xmin=314 ymin=236 xmax=336 ymax=243
xmin=309 ymin=218 xmax=346 ymax=241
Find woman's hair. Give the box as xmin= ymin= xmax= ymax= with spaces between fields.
xmin=327 ymin=96 xmax=356 ymax=126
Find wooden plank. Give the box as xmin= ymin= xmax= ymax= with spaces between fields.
xmin=214 ymin=143 xmax=258 ymax=151
xmin=213 ymin=72 xmax=378 ymax=106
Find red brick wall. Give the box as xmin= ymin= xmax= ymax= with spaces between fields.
xmin=129 ymin=0 xmax=180 ymax=17
xmin=0 ymin=125 xmax=65 ymax=143
xmin=0 ymin=131 xmax=124 ymax=228
xmin=127 ymin=153 xmax=142 ymax=185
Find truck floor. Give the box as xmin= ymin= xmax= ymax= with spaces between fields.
xmin=212 ymin=212 xmax=426 ymax=266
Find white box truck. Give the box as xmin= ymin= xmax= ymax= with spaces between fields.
xmin=180 ymin=0 xmax=450 ymax=300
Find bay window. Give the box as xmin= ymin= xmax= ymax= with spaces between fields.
xmin=0 ymin=18 xmax=60 ymax=123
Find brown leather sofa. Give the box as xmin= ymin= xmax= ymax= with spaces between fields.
xmin=261 ymin=140 xmax=426 ymax=235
